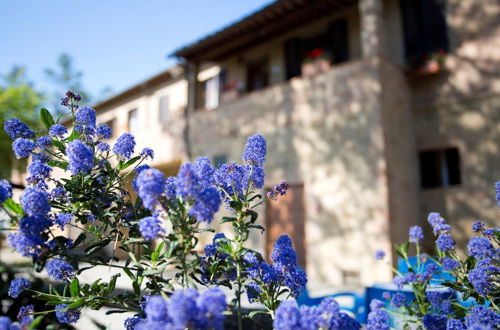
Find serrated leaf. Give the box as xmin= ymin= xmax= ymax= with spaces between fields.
xmin=40 ymin=108 xmax=55 ymax=129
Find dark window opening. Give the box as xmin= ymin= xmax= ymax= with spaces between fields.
xmin=284 ymin=17 xmax=349 ymax=79
xmin=246 ymin=58 xmax=269 ymax=92
xmin=400 ymin=0 xmax=449 ymax=65
xmin=419 ymin=148 xmax=461 ymax=188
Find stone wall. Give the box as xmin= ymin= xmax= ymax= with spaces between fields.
xmin=188 ymin=59 xmax=393 ymax=287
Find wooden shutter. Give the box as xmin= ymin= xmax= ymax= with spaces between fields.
xmin=265 ymin=184 xmax=306 ymax=268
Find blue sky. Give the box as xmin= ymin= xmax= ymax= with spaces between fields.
xmin=0 ymin=0 xmax=271 ymax=100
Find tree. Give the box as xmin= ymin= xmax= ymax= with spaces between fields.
xmin=0 ymin=66 xmax=43 ymax=179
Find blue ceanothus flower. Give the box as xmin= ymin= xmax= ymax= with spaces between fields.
xmin=242 ymin=134 xmax=267 ymax=166
xmin=4 ymin=118 xmax=35 ymax=139
xmin=134 ymin=288 xmax=227 ymax=330
xmin=20 ymin=188 xmax=50 ymax=216
xmin=188 ymin=186 xmax=221 ymax=223
xmin=113 ymin=133 xmax=136 ymax=160
xmin=13 ymin=138 xmax=36 ymax=158
xmin=45 ymin=259 xmax=74 ymax=281
xmin=75 ymin=106 xmax=96 ymax=128
xmin=139 ymin=216 xmax=164 ymax=240
xmin=8 ymin=278 xmax=31 ymax=298
xmin=136 ymin=168 xmax=165 ymax=210
xmin=0 ymin=179 xmax=13 ymax=203
xmin=96 ymin=124 xmax=111 ymax=139
xmin=66 ymin=139 xmax=94 ymax=174
xmin=409 ymin=225 xmax=424 ymax=243
xmin=55 ymin=304 xmax=81 ymax=324
xmin=49 ymin=123 xmax=67 ymax=137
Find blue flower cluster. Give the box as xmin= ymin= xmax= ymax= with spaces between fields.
xmin=8 ymin=278 xmax=31 ymax=298
xmin=133 ymin=287 xmax=227 ymax=330
xmin=20 ymin=188 xmax=50 ymax=216
xmin=266 ymin=181 xmax=289 ymax=200
xmin=0 ymin=179 xmax=13 ymax=203
xmin=4 ymin=118 xmax=35 ymax=139
xmin=366 ymin=299 xmax=390 ymax=330
xmin=55 ymin=213 xmax=73 ymax=230
xmin=66 ymin=139 xmax=94 ymax=174
xmin=17 ymin=304 xmax=34 ymax=328
xmin=55 ymin=304 xmax=81 ymax=324
xmin=409 ymin=225 xmax=424 ymax=243
xmin=45 ymin=259 xmax=74 ymax=281
xmin=136 ymin=168 xmax=165 ymax=210
xmin=245 ymin=235 xmax=307 ymax=303
xmin=27 ymin=160 xmax=52 ymax=184
xmin=274 ymin=298 xmax=360 ymax=330
xmin=49 ymin=123 xmax=68 ymax=137
xmin=12 ymin=138 xmax=36 ymax=158
xmin=113 ymin=133 xmax=136 ymax=160
xmin=140 ymin=147 xmax=154 ymax=160
xmin=139 ymin=216 xmax=164 ymax=240
xmin=242 ymin=134 xmax=266 ymax=166
xmin=75 ymin=106 xmax=97 ymax=128
xmin=96 ymin=124 xmax=112 ymax=139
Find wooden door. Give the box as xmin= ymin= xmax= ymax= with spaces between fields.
xmin=265 ymin=184 xmax=306 ymax=268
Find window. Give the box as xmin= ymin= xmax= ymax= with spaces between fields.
xmin=246 ymin=58 xmax=269 ymax=92
xmin=213 ymin=155 xmax=227 ymax=167
xmin=284 ymin=18 xmax=349 ymax=79
xmin=419 ymin=148 xmax=461 ymax=188
xmin=159 ymin=95 xmax=169 ymax=123
xmin=197 ymin=76 xmax=219 ymax=110
xmin=400 ymin=0 xmax=448 ymax=64
xmin=128 ymin=109 xmax=139 ymax=135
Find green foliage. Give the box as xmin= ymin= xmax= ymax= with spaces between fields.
xmin=0 ymin=66 xmax=43 ymax=178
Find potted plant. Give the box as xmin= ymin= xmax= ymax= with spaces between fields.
xmin=220 ymin=80 xmax=245 ymax=104
xmin=301 ymin=48 xmax=331 ymax=77
xmin=407 ymin=50 xmax=446 ymax=79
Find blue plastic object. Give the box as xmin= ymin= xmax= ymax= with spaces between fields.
xmin=397 ymin=256 xmax=455 ymax=284
xmin=297 ymin=289 xmax=366 ymax=322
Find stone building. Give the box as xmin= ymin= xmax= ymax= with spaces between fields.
xmin=89 ymin=0 xmax=500 ymax=289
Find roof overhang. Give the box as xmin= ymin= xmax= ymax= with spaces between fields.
xmin=171 ymin=0 xmax=357 ymax=62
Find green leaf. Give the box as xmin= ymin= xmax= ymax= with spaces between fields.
xmin=28 ymin=315 xmax=45 ymax=329
xmin=107 ymin=273 xmax=120 ymax=294
xmin=3 ymin=198 xmax=23 ymax=215
xmin=395 ymin=242 xmax=410 ymax=259
xmin=248 ymin=224 xmax=265 ymax=232
xmin=196 ymin=228 xmax=215 ymax=233
xmin=221 ymin=216 xmax=236 ymax=224
xmin=248 ymin=310 xmax=268 ymax=319
xmin=40 ymin=108 xmax=55 ymax=129
xmin=73 ymin=233 xmax=87 ymax=247
xmin=47 ymin=160 xmax=68 ymax=170
xmin=69 ymin=298 xmax=85 ymax=309
xmin=118 ymin=156 xmax=141 ymax=171
xmin=70 ymin=278 xmax=80 ymax=297
xmin=67 ymin=129 xmax=81 ymax=142
xmin=52 ymin=139 xmax=66 ymax=153
xmin=132 ymin=281 xmax=141 ymax=295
